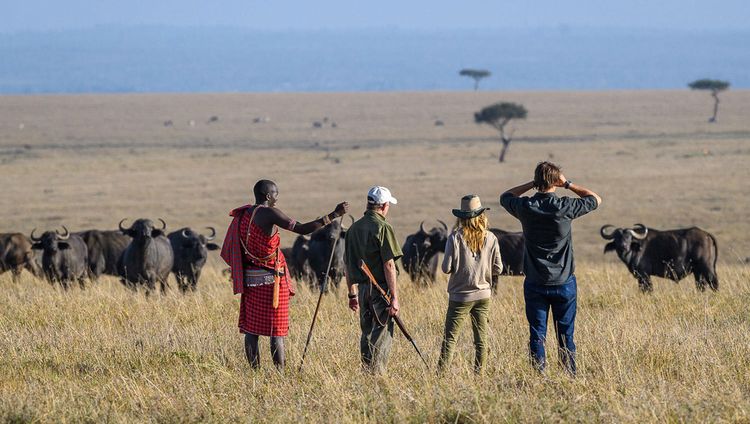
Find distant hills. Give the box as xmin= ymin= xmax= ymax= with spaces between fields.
xmin=0 ymin=26 xmax=748 ymax=93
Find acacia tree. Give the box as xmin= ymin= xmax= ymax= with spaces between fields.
xmin=688 ymin=79 xmax=730 ymax=123
xmin=459 ymin=69 xmax=491 ymax=91
xmin=474 ymin=102 xmax=527 ymax=162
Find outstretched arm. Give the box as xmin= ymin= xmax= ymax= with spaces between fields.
xmin=256 ymin=202 xmax=349 ymax=235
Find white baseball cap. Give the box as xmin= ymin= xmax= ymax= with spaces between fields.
xmin=367 ymin=186 xmax=398 ymax=205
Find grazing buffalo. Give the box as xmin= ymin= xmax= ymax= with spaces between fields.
xmin=76 ymin=230 xmax=132 ymax=279
xmin=601 ymin=224 xmax=719 ymax=292
xmin=0 ymin=233 xmax=42 ymax=281
xmin=401 ymin=220 xmax=449 ymax=283
xmin=489 ymin=228 xmax=525 ymax=277
xmin=306 ymin=217 xmax=353 ymax=291
xmin=118 ymin=219 xmax=174 ymax=295
xmin=30 ymin=227 xmax=88 ymax=289
xmin=168 ymin=227 xmax=219 ymax=293
xmin=286 ymin=235 xmax=313 ymax=283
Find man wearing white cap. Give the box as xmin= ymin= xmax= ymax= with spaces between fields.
xmin=344 ymin=186 xmax=403 ymax=373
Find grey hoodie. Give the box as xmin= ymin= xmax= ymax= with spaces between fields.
xmin=441 ymin=229 xmax=503 ymax=302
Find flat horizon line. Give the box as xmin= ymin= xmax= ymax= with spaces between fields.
xmin=3 ymin=24 xmax=750 ymax=36
xmin=2 ymin=87 xmax=749 ymax=97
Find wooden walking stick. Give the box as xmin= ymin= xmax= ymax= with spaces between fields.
xmin=358 ymin=259 xmax=429 ymax=368
xmin=298 ymin=216 xmax=343 ymax=372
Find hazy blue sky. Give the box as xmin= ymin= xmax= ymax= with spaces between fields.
xmin=4 ymin=0 xmax=750 ymax=32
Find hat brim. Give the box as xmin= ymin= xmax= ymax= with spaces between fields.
xmin=452 ymin=207 xmax=489 ymax=219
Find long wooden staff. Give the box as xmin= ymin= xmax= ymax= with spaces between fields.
xmin=358 ymin=259 xmax=429 ymax=368
xmin=298 ymin=215 xmax=343 ymax=372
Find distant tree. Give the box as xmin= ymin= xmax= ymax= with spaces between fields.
xmin=474 ymin=102 xmax=527 ymax=162
xmin=688 ymin=79 xmax=730 ymax=123
xmin=459 ymin=69 xmax=491 ymax=91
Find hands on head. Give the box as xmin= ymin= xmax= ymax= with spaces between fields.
xmin=554 ymin=173 xmax=568 ymax=188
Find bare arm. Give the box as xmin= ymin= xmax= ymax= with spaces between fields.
xmin=503 ymin=181 xmax=535 ymax=197
xmin=384 ymin=258 xmax=400 ymax=316
xmin=256 ymin=202 xmax=349 ymax=235
xmin=557 ymin=174 xmax=601 ymax=206
xmin=345 ymin=268 xmax=358 ymax=311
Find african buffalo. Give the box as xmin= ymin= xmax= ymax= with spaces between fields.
xmin=30 ymin=227 xmax=88 ymax=289
xmin=76 ymin=230 xmax=131 ymax=279
xmin=306 ymin=216 xmax=352 ymax=291
xmin=401 ymin=220 xmax=449 ymax=283
xmin=118 ymin=219 xmax=174 ymax=295
xmin=286 ymin=234 xmax=313 ymax=283
xmin=168 ymin=227 xmax=219 ymax=293
xmin=601 ymin=224 xmax=719 ymax=292
xmin=0 ymin=233 xmax=42 ymax=281
xmin=489 ymin=228 xmax=525 ymax=277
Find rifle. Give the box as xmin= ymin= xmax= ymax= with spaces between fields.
xmin=358 ymin=259 xmax=429 ymax=368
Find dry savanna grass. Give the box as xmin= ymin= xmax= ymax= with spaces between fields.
xmin=1 ymin=90 xmax=750 ymax=422
xmin=1 ymin=266 xmax=749 ymax=422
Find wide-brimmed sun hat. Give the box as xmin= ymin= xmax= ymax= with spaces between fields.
xmin=452 ymin=194 xmax=490 ymax=219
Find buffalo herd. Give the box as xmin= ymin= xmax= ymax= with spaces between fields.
xmin=0 ymin=216 xmax=721 ymax=294
xmin=0 ymin=219 xmax=218 ymax=296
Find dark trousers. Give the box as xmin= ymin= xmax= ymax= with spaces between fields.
xmin=523 ymin=274 xmax=577 ymax=374
xmin=358 ymin=282 xmax=394 ymax=374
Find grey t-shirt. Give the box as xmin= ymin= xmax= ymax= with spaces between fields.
xmin=500 ymin=191 xmax=598 ymax=285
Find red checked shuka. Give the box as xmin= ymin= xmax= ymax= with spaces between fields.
xmin=222 ymin=205 xmax=295 ymax=337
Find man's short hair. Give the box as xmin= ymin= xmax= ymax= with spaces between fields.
xmin=253 ymin=179 xmax=276 ymax=202
xmin=534 ymin=161 xmax=561 ymax=191
xmin=366 ymin=198 xmax=384 ymax=210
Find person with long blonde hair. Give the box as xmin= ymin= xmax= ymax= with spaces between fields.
xmin=439 ymin=195 xmax=503 ymax=373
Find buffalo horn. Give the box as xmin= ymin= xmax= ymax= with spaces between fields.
xmin=437 ymin=220 xmax=448 ymax=231
xmin=204 ymin=226 xmax=216 ymax=241
xmin=118 ymin=219 xmax=129 ymax=232
xmin=419 ymin=221 xmax=427 ymax=234
xmin=30 ymin=228 xmax=41 ymax=242
xmin=341 ymin=215 xmax=355 ymax=231
xmin=158 ymin=218 xmax=167 ymax=230
xmin=629 ymin=224 xmax=648 ymax=240
xmin=57 ymin=225 xmax=70 ymax=240
xmin=600 ymin=225 xmax=616 ymax=240
xmin=181 ymin=229 xmax=191 ymax=238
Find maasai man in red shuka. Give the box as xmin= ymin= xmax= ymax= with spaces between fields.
xmin=221 ymin=179 xmax=348 ymax=369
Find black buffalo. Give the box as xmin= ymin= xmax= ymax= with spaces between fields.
xmin=601 ymin=224 xmax=719 ymax=292
xmin=0 ymin=233 xmax=42 ymax=281
xmin=489 ymin=228 xmax=525 ymax=277
xmin=118 ymin=219 xmax=174 ymax=295
xmin=168 ymin=227 xmax=219 ymax=293
xmin=401 ymin=220 xmax=449 ymax=283
xmin=306 ymin=217 xmax=352 ymax=291
xmin=286 ymin=235 xmax=313 ymax=283
xmin=76 ymin=230 xmax=132 ymax=279
xmin=30 ymin=226 xmax=89 ymax=289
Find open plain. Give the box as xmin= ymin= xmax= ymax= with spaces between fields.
xmin=1 ymin=90 xmax=749 ymax=422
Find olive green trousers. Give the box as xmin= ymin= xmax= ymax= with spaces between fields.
xmin=438 ymin=298 xmax=490 ymax=373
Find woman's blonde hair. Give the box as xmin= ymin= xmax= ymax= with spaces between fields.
xmin=456 ymin=212 xmax=489 ymax=254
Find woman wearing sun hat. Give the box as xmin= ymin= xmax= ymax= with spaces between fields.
xmin=438 ymin=194 xmax=503 ymax=373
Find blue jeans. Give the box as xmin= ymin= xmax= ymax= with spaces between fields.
xmin=524 ymin=274 xmax=577 ymax=374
